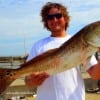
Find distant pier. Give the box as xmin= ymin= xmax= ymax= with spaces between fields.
xmin=0 ymin=56 xmax=27 ymax=68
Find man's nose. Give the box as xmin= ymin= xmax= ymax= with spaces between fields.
xmin=52 ymin=17 xmax=58 ymax=21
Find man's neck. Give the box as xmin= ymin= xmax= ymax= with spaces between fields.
xmin=51 ymin=31 xmax=67 ymax=37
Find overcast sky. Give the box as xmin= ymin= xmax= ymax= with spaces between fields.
xmin=0 ymin=0 xmax=100 ymax=56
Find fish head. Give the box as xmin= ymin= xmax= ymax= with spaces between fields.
xmin=83 ymin=21 xmax=100 ymax=47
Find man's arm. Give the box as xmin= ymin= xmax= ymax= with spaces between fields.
xmin=87 ymin=60 xmax=100 ymax=80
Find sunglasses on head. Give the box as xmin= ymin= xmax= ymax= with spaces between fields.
xmin=47 ymin=13 xmax=63 ymax=20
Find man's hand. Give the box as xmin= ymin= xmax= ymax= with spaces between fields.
xmin=25 ymin=72 xmax=50 ymax=88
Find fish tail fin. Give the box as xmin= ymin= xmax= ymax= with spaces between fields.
xmin=0 ymin=68 xmax=15 ymax=95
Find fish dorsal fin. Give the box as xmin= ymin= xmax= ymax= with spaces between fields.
xmin=20 ymin=48 xmax=58 ymax=67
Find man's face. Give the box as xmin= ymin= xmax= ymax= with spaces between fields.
xmin=47 ymin=8 xmax=67 ymax=33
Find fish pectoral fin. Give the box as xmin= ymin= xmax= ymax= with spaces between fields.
xmin=82 ymin=56 xmax=91 ymax=69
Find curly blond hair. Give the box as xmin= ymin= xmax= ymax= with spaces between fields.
xmin=40 ymin=2 xmax=70 ymax=30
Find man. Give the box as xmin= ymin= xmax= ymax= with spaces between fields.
xmin=25 ymin=2 xmax=100 ymax=100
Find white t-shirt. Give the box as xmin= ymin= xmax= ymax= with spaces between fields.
xmin=27 ymin=35 xmax=97 ymax=100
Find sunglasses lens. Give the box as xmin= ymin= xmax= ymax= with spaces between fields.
xmin=47 ymin=13 xmax=62 ymax=20
xmin=55 ymin=14 xmax=62 ymax=19
xmin=47 ymin=15 xmax=54 ymax=20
